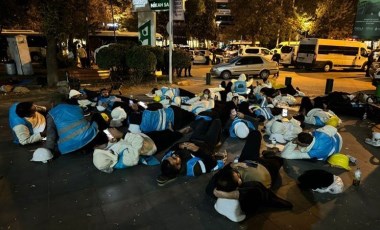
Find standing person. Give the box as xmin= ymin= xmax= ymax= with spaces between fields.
xmin=77 ymin=45 xmax=88 ymax=68
xmin=271 ymin=50 xmax=281 ymax=64
xmin=271 ymin=50 xmax=281 ymax=77
xmin=366 ymin=50 xmax=374 ymax=77
xmin=185 ymin=51 xmax=193 ymax=77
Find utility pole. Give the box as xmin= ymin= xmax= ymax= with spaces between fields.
xmin=110 ymin=0 xmax=117 ymax=43
xmin=275 ymin=0 xmax=284 ymax=47
xmin=169 ymin=0 xmax=173 ymax=84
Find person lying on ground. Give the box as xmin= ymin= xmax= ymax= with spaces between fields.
xmin=223 ymin=107 xmax=259 ymax=140
xmin=157 ymin=118 xmax=226 ymax=186
xmin=9 ymin=101 xmax=47 ymax=145
xmin=205 ymin=130 xmax=292 ymax=222
xmin=129 ymin=104 xmax=195 ymax=133
xmin=281 ymin=125 xmax=342 ymax=161
xmin=264 ymin=114 xmax=303 ymax=144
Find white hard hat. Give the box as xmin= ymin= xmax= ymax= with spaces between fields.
xmin=110 ymin=107 xmax=127 ymax=127
xmin=69 ymin=89 xmax=81 ymax=99
xmin=234 ymin=122 xmax=249 ymax=139
xmin=96 ymin=105 xmax=106 ymax=112
xmin=30 ymin=148 xmax=53 ymax=163
xmin=93 ymin=149 xmax=118 ymax=173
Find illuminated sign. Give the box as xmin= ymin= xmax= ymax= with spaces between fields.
xmin=148 ymin=0 xmax=169 ymax=11
xmin=353 ymin=0 xmax=380 ymax=39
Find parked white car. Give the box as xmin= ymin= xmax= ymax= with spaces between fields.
xmin=210 ymin=55 xmax=279 ymax=79
xmin=190 ymin=50 xmax=224 ymax=64
xmin=238 ymin=46 xmax=273 ymax=59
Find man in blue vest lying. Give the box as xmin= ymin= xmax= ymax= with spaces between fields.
xmin=281 ymin=125 xmax=343 ymax=161
xmin=9 ymin=101 xmax=47 ymax=145
xmin=157 ymin=117 xmax=226 ymax=186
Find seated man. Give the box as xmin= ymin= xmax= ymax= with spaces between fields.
xmin=157 ymin=118 xmax=226 ymax=186
xmin=206 ymin=130 xmax=292 ymax=222
xmin=97 ymin=88 xmax=122 ymax=112
xmin=9 ymin=102 xmax=47 ymax=145
xmin=44 ymin=94 xmax=116 ymax=155
xmin=281 ymin=125 xmax=342 ymax=160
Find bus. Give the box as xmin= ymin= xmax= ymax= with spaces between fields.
xmin=0 ymin=29 xmax=47 ymax=62
xmin=296 ymin=38 xmax=369 ymax=72
xmin=88 ymin=30 xmax=163 ymax=50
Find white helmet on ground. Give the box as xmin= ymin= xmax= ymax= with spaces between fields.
xmin=30 ymin=148 xmax=53 ymax=163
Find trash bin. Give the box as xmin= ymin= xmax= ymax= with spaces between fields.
xmin=5 ymin=61 xmax=16 ymax=75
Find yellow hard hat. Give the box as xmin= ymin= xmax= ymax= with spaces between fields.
xmin=327 ymin=153 xmax=351 ymax=171
xmin=153 ymin=95 xmax=161 ymax=102
xmin=100 ymin=112 xmax=110 ymax=123
xmin=326 ymin=116 xmax=339 ymax=127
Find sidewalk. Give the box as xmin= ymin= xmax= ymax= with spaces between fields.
xmin=1 ymin=68 xmax=380 ymax=229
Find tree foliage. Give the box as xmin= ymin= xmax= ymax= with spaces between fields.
xmin=225 ymin=0 xmax=284 ymax=46
xmin=185 ymin=0 xmax=217 ymax=41
xmin=309 ymin=0 xmax=358 ymax=39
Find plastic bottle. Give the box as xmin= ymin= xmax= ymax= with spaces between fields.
xmin=353 ymin=168 xmax=361 ymax=186
xmin=363 ymin=112 xmax=367 ymax=120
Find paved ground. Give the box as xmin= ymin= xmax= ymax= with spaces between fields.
xmin=1 ymin=66 xmax=380 ymax=230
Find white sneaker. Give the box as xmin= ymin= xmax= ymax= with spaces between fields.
xmin=365 ymin=138 xmax=380 ymax=147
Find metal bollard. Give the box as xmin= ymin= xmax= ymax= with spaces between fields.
xmin=285 ymin=77 xmax=292 ymax=86
xmin=206 ymin=73 xmax=211 ymax=85
xmin=325 ymin=79 xmax=334 ymax=94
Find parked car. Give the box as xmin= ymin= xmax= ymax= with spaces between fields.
xmin=190 ymin=50 xmax=224 ymax=65
xmin=280 ymin=45 xmax=299 ymax=68
xmin=238 ymin=46 xmax=273 ymax=59
xmin=210 ymin=55 xmax=279 ymax=80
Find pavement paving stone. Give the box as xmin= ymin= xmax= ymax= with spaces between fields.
xmin=1 ymin=76 xmax=380 ymax=229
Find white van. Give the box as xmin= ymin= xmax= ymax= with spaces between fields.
xmin=238 ymin=46 xmax=273 ymax=59
xmin=271 ymin=41 xmax=299 ymax=54
xmin=296 ymin=38 xmax=369 ymax=72
xmin=280 ymin=45 xmax=298 ymax=68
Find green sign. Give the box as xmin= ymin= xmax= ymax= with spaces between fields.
xmin=148 ymin=0 xmax=169 ymax=11
xmin=353 ymin=0 xmax=380 ymax=39
xmin=139 ymin=20 xmax=151 ymax=46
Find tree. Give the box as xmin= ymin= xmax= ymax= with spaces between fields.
xmin=310 ymin=0 xmax=358 ymax=39
xmin=225 ymin=0 xmax=284 ymax=46
xmin=185 ymin=0 xmax=217 ymax=42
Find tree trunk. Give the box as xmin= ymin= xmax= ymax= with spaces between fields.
xmin=46 ymin=37 xmax=59 ymax=87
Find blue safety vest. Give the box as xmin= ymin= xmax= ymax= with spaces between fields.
xmin=161 ymin=150 xmax=223 ymax=176
xmin=9 ymin=103 xmax=33 ymax=144
xmin=308 ymin=131 xmax=341 ymax=160
xmin=49 ymin=104 xmax=98 ymax=154
xmin=140 ymin=107 xmax=174 ymax=132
